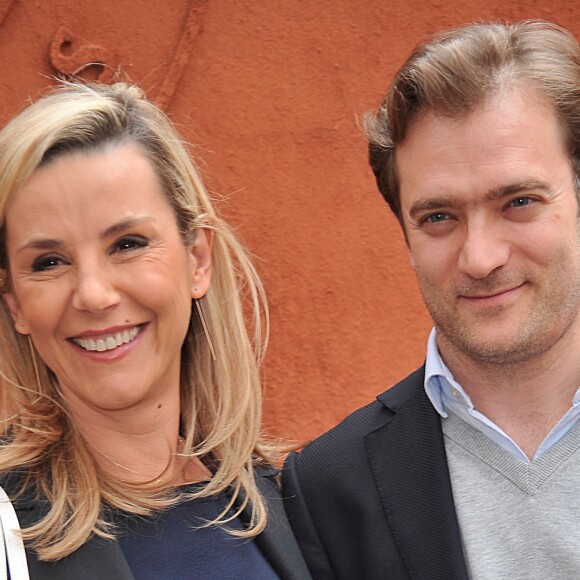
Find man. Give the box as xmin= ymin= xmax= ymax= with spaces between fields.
xmin=283 ymin=20 xmax=580 ymax=580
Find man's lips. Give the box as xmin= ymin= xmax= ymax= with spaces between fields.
xmin=460 ymin=283 xmax=525 ymax=301
xmin=69 ymin=325 xmax=142 ymax=352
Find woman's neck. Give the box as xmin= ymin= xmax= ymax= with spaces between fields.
xmin=67 ymin=396 xmax=210 ymax=486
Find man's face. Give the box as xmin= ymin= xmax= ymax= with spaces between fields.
xmin=396 ymin=88 xmax=580 ymax=366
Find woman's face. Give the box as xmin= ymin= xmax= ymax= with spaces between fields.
xmin=2 ymin=143 xmax=212 ymax=417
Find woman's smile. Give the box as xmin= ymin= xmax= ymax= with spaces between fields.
xmin=70 ymin=324 xmax=143 ymax=352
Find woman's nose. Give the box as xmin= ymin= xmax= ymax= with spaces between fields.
xmin=71 ymin=268 xmax=121 ymax=312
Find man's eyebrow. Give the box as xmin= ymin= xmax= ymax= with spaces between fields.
xmin=408 ymin=197 xmax=452 ymax=221
xmin=485 ymin=180 xmax=551 ymax=201
xmin=408 ymin=180 xmax=551 ymax=220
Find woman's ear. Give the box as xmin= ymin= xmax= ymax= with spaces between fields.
xmin=2 ymin=292 xmax=30 ymax=335
xmin=189 ymin=227 xmax=213 ymax=299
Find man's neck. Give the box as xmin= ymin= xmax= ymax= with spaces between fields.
xmin=438 ymin=331 xmax=580 ymax=459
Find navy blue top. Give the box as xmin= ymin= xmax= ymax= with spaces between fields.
xmin=116 ymin=485 xmax=279 ymax=579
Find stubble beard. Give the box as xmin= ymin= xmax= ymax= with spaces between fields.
xmin=418 ymin=261 xmax=580 ymax=368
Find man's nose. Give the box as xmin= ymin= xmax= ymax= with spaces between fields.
xmin=457 ymin=220 xmax=510 ymax=280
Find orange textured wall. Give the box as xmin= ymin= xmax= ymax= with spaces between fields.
xmin=1 ymin=1 xmax=579 ymax=443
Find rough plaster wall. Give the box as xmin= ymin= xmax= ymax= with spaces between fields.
xmin=1 ymin=0 xmax=578 ymax=443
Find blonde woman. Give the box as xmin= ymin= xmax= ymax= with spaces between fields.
xmin=0 ymin=82 xmax=310 ymax=579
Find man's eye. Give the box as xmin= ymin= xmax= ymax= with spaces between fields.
xmin=32 ymin=255 xmax=65 ymax=272
xmin=113 ymin=236 xmax=149 ymax=252
xmin=509 ymin=196 xmax=533 ymax=208
xmin=424 ymin=212 xmax=449 ymax=223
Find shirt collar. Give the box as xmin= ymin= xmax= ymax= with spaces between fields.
xmin=424 ymin=327 xmax=580 ymax=462
xmin=425 ymin=327 xmax=580 ymax=414
xmin=424 ymin=328 xmax=475 ymax=417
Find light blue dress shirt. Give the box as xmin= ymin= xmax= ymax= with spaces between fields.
xmin=424 ymin=328 xmax=580 ymax=462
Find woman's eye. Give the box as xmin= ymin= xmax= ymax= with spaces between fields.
xmin=32 ymin=255 xmax=65 ymax=272
xmin=113 ymin=235 xmax=149 ymax=253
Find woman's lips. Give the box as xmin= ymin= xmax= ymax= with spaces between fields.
xmin=70 ymin=325 xmax=141 ymax=352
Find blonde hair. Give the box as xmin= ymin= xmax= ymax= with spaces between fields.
xmin=365 ymin=20 xmax=580 ymax=225
xmin=0 ymin=82 xmax=276 ymax=560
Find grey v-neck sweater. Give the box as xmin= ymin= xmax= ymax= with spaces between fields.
xmin=442 ymin=412 xmax=580 ymax=580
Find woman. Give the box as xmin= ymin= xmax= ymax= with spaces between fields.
xmin=0 ymin=82 xmax=311 ymax=579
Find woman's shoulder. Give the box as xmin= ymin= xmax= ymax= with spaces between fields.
xmin=0 ymin=469 xmax=46 ymax=521
xmin=0 ymin=469 xmax=32 ymax=497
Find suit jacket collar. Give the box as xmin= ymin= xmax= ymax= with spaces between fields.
xmin=367 ymin=367 xmax=469 ymax=580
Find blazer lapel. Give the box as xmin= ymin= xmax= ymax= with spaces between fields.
xmin=244 ymin=467 xmax=313 ymax=580
xmin=9 ymin=468 xmax=309 ymax=580
xmin=24 ymin=534 xmax=136 ymax=580
xmin=10 ymin=491 xmax=135 ymax=580
xmin=365 ymin=369 xmax=469 ymax=580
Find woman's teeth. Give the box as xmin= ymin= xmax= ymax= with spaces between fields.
xmin=73 ymin=327 xmax=139 ymax=352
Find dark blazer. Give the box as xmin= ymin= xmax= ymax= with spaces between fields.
xmin=283 ymin=367 xmax=469 ymax=580
xmin=4 ymin=466 xmax=312 ymax=580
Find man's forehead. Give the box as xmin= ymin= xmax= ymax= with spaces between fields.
xmin=394 ymin=88 xmax=572 ymax=216
xmin=398 ymin=84 xmax=556 ymax=145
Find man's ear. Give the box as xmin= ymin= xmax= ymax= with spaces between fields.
xmin=189 ymin=227 xmax=213 ymax=299
xmin=2 ymin=292 xmax=30 ymax=335
xmin=409 ymin=252 xmax=416 ymax=272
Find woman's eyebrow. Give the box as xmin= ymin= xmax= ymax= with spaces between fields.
xmin=16 ymin=238 xmax=63 ymax=254
xmin=100 ymin=216 xmax=155 ymax=240
xmin=15 ymin=217 xmax=157 ymax=254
